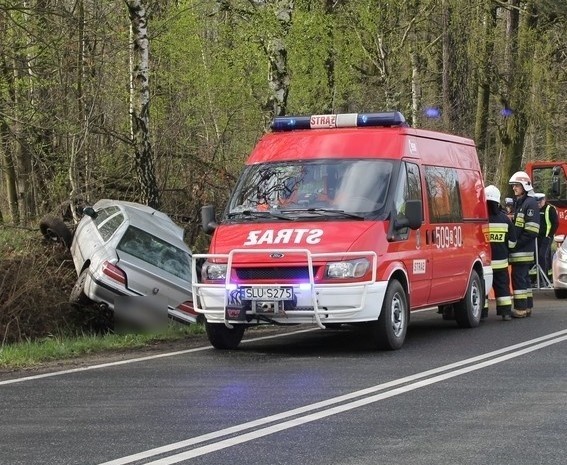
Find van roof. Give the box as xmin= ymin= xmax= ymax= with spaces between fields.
xmin=247 ymin=126 xmax=475 ymax=165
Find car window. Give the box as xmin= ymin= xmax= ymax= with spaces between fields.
xmin=94 ymin=206 xmax=120 ymax=226
xmin=117 ymin=226 xmax=191 ymax=281
xmin=97 ymin=213 xmax=125 ymax=242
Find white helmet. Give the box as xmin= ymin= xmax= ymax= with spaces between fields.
xmin=509 ymin=171 xmax=533 ymax=192
xmin=484 ymin=184 xmax=501 ymax=203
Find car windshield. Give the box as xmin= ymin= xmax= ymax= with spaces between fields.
xmin=227 ymin=159 xmax=393 ymax=218
xmin=117 ymin=226 xmax=191 ymax=281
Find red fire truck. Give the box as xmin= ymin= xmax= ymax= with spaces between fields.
xmin=525 ymin=161 xmax=567 ymax=236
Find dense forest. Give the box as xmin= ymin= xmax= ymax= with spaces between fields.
xmin=1 ymin=0 xmax=566 ymax=250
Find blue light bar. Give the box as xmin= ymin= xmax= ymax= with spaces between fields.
xmin=271 ymin=111 xmax=407 ymax=131
xmin=270 ymin=116 xmax=312 ymax=131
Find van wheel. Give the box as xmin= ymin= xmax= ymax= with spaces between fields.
xmin=368 ymin=279 xmax=408 ymax=350
xmin=39 ymin=215 xmax=73 ymax=249
xmin=70 ymin=269 xmax=92 ymax=306
xmin=206 ymin=322 xmax=245 ymax=349
xmin=454 ymin=270 xmax=482 ymax=328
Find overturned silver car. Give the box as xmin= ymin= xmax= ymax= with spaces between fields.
xmin=63 ymin=199 xmax=197 ymax=326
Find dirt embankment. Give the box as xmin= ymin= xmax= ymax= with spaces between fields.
xmin=0 ymin=238 xmax=107 ymax=345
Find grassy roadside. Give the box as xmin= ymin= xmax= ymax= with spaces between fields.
xmin=0 ymin=225 xmax=207 ymax=371
xmin=0 ymin=322 xmax=205 ymax=370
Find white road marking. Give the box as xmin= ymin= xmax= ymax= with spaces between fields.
xmin=0 ymin=328 xmax=317 ymax=386
xmin=99 ymin=329 xmax=567 ymax=465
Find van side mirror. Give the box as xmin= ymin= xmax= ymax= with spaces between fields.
xmin=82 ymin=206 xmax=97 ymax=219
xmin=395 ymin=199 xmax=423 ymax=230
xmin=201 ymin=205 xmax=218 ymax=235
xmin=551 ymin=166 xmax=561 ymax=197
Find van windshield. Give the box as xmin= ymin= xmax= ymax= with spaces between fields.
xmin=227 ymin=159 xmax=394 ymax=218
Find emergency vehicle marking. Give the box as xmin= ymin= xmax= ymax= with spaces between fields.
xmin=244 ymin=228 xmax=323 ymax=245
xmin=408 ymin=139 xmax=418 ymax=155
xmin=434 ymin=226 xmax=463 ymax=248
xmin=310 ymin=114 xmax=336 ymax=128
xmin=489 ymin=232 xmax=505 ymax=242
xmin=413 ymin=259 xmax=427 ymax=274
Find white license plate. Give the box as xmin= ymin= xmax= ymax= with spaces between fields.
xmin=240 ymin=287 xmax=294 ymax=301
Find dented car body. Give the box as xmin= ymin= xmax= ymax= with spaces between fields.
xmin=69 ymin=199 xmax=197 ymax=325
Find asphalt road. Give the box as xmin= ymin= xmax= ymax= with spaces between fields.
xmin=1 ymin=290 xmax=566 ymax=465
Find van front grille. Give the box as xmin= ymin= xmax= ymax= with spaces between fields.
xmin=235 ymin=266 xmax=318 ymax=281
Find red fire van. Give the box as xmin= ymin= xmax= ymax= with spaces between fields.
xmin=193 ymin=112 xmax=492 ymax=350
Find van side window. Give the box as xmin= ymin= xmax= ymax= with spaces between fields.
xmin=393 ymin=162 xmax=422 ymax=239
xmin=425 ymin=166 xmax=463 ymax=223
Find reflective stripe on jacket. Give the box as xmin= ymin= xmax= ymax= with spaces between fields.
xmin=488 ymin=210 xmax=517 ymax=269
xmin=509 ymin=194 xmax=539 ymax=263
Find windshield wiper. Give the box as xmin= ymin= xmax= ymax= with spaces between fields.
xmin=227 ymin=210 xmax=293 ymax=221
xmin=279 ymin=208 xmax=364 ymax=220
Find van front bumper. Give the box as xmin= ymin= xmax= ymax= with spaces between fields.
xmin=192 ymin=249 xmax=384 ymax=328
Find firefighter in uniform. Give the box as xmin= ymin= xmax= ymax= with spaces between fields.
xmin=483 ymin=185 xmax=517 ymax=320
xmin=534 ymin=192 xmax=558 ymax=281
xmin=509 ymin=171 xmax=540 ymax=317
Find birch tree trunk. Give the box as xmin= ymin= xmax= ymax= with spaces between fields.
xmin=501 ymin=0 xmax=537 ymax=181
xmin=263 ymin=0 xmax=294 ymax=117
xmin=9 ymin=1 xmax=35 ymax=225
xmin=0 ymin=13 xmax=19 ymax=224
xmin=126 ymin=0 xmax=160 ymax=208
xmin=441 ymin=0 xmax=454 ymax=128
xmin=474 ymin=2 xmax=497 ymax=177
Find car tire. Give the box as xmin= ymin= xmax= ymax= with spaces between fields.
xmin=554 ymin=288 xmax=567 ymax=299
xmin=367 ymin=279 xmax=408 ymax=350
xmin=454 ymin=270 xmax=482 ymax=328
xmin=205 ymin=322 xmax=245 ymax=350
xmin=39 ymin=215 xmax=73 ymax=249
xmin=70 ymin=269 xmax=92 ymax=306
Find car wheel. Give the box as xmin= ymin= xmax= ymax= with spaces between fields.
xmin=39 ymin=215 xmax=73 ymax=249
xmin=554 ymin=288 xmax=567 ymax=299
xmin=70 ymin=269 xmax=92 ymax=306
xmin=454 ymin=270 xmax=482 ymax=328
xmin=205 ymin=322 xmax=245 ymax=350
xmin=367 ymin=279 xmax=408 ymax=350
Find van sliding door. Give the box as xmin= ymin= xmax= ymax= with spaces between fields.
xmin=424 ymin=166 xmax=469 ymax=304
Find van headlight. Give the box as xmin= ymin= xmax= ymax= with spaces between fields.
xmin=326 ymin=258 xmax=370 ymax=279
xmin=203 ymin=263 xmax=227 ymax=280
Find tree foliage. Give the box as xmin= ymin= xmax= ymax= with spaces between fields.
xmin=0 ymin=0 xmax=566 ymax=247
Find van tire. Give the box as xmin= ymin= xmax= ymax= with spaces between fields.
xmin=206 ymin=322 xmax=245 ymax=350
xmin=368 ymin=279 xmax=408 ymax=350
xmin=39 ymin=215 xmax=73 ymax=249
xmin=454 ymin=270 xmax=482 ymax=328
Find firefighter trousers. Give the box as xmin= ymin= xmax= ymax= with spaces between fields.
xmin=511 ymin=262 xmax=533 ymax=310
xmin=493 ymin=268 xmax=512 ymax=316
